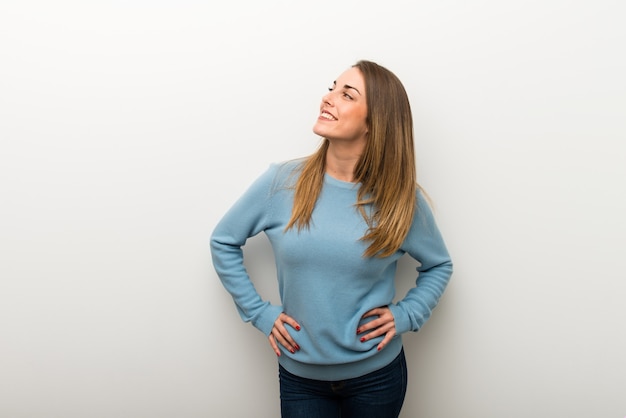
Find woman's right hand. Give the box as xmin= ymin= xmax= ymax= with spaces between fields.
xmin=269 ymin=313 xmax=301 ymax=356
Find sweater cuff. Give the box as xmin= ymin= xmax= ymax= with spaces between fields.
xmin=254 ymin=305 xmax=284 ymax=336
xmin=389 ymin=303 xmax=412 ymax=335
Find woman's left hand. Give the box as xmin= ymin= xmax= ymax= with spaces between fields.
xmin=357 ymin=306 xmax=396 ymax=352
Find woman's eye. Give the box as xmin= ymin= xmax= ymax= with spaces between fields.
xmin=343 ymin=92 xmax=353 ymax=100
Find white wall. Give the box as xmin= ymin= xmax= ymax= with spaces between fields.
xmin=1 ymin=1 xmax=624 ymax=417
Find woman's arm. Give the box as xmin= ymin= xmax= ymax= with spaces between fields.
xmin=388 ymin=191 xmax=454 ymax=334
xmin=210 ymin=166 xmax=283 ymax=336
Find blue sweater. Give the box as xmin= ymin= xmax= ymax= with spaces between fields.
xmin=210 ymin=161 xmax=453 ymax=380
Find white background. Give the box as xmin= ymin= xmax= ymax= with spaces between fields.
xmin=1 ymin=1 xmax=625 ymax=417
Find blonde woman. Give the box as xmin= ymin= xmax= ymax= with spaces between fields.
xmin=211 ymin=60 xmax=453 ymax=418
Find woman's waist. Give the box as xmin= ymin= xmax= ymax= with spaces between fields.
xmin=277 ymin=336 xmax=403 ymax=381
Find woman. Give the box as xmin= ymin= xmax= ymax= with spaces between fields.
xmin=210 ymin=60 xmax=453 ymax=417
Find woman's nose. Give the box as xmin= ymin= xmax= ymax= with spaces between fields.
xmin=322 ymin=92 xmax=333 ymax=106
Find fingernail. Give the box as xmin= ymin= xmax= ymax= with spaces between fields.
xmin=295 ymin=325 xmax=301 ymax=331
xmin=378 ymin=346 xmax=382 ymax=351
xmin=294 ymin=344 xmax=300 ymax=350
xmin=290 ymin=348 xmax=295 ymax=354
xmin=356 ymin=328 xmax=360 ymax=334
xmin=360 ymin=337 xmax=365 ymax=343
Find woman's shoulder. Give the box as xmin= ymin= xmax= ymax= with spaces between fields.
xmin=267 ymin=158 xmax=305 ymax=182
xmin=270 ymin=158 xmax=305 ymax=172
xmin=255 ymin=158 xmax=305 ymax=192
xmin=415 ymin=184 xmax=434 ymax=208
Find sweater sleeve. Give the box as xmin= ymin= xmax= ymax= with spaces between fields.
xmin=210 ymin=165 xmax=283 ymax=336
xmin=388 ymin=191 xmax=454 ymax=334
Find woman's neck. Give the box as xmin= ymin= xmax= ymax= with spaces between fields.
xmin=325 ymin=140 xmax=364 ymax=182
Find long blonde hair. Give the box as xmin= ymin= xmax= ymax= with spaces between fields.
xmin=285 ymin=60 xmax=420 ymax=258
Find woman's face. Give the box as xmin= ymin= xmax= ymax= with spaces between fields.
xmin=312 ymin=66 xmax=368 ymax=144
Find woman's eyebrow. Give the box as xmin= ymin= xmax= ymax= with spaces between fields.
xmin=332 ymin=80 xmax=362 ymax=96
xmin=343 ymin=84 xmax=362 ymax=95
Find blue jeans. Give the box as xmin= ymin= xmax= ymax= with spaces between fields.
xmin=279 ymin=349 xmax=407 ymax=418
